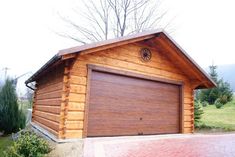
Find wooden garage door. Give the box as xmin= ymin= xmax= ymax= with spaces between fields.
xmin=87 ymin=70 xmax=181 ymax=137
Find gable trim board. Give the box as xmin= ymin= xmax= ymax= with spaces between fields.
xmin=25 ymin=29 xmax=216 ymax=88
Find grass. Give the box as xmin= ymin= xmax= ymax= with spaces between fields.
xmin=198 ymin=99 xmax=235 ymax=131
xmin=0 ymin=136 xmax=13 ymax=154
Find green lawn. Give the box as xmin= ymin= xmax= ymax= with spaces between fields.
xmin=0 ymin=136 xmax=13 ymax=154
xmin=200 ymin=99 xmax=235 ymax=131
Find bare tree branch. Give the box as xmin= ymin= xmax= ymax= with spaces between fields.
xmin=59 ymin=0 xmax=171 ymax=43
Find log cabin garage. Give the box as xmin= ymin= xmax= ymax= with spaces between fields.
xmin=25 ymin=29 xmax=216 ymax=140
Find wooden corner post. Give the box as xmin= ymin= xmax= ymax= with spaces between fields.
xmin=59 ymin=60 xmax=71 ymax=139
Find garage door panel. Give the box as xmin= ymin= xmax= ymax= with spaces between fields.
xmin=88 ymin=128 xmax=142 ymax=137
xmin=87 ymin=70 xmax=180 ymax=137
xmin=90 ymin=89 xmax=179 ymax=103
xmin=89 ymin=110 xmax=143 ymax=119
xmin=90 ymin=87 xmax=179 ymax=104
xmin=141 ymin=125 xmax=179 ymax=134
xmin=88 ymin=119 xmax=142 ymax=136
xmin=91 ymin=71 xmax=179 ymax=91
xmin=90 ymin=97 xmax=179 ymax=113
xmin=91 ymin=79 xmax=179 ymax=97
xmin=90 ymin=103 xmax=179 ymax=115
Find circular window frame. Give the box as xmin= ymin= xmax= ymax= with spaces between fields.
xmin=140 ymin=48 xmax=152 ymax=62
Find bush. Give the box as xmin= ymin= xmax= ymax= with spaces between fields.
xmin=202 ymin=101 xmax=209 ymax=107
xmin=218 ymin=94 xmax=229 ymax=105
xmin=215 ymin=99 xmax=223 ymax=109
xmin=194 ymin=101 xmax=204 ymax=127
xmin=18 ymin=110 xmax=26 ymax=130
xmin=0 ymin=79 xmax=26 ymax=134
xmin=3 ymin=131 xmax=51 ymax=157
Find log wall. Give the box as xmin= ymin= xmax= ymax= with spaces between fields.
xmin=32 ymin=64 xmax=64 ymax=138
xmin=32 ymin=42 xmax=195 ymax=139
xmin=65 ymin=42 xmax=194 ymax=138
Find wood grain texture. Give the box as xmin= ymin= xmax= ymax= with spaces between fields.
xmin=87 ymin=70 xmax=181 ymax=137
xmin=32 ymin=63 xmax=64 ymax=137
xmin=72 ymin=43 xmax=194 ymax=136
xmin=32 ymin=40 xmax=195 ymax=139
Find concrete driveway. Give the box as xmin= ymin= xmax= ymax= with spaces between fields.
xmin=83 ymin=133 xmax=235 ymax=157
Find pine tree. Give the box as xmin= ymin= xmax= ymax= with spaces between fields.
xmin=194 ymin=101 xmax=204 ymax=127
xmin=198 ymin=64 xmax=233 ymax=105
xmin=209 ymin=64 xmax=218 ymax=83
xmin=0 ymin=79 xmax=25 ymax=134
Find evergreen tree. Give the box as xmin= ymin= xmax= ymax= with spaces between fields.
xmin=194 ymin=101 xmax=204 ymax=127
xmin=198 ymin=64 xmax=233 ymax=105
xmin=0 ymin=79 xmax=25 ymax=134
xmin=209 ymin=64 xmax=218 ymax=83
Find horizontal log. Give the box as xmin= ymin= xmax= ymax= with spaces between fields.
xmin=184 ymin=127 xmax=193 ymax=133
xmin=70 ymin=76 xmax=87 ymax=85
xmin=78 ymin=52 xmax=189 ymax=81
xmin=67 ymin=102 xmax=85 ymax=111
xmin=70 ymin=66 xmax=87 ymax=77
xmin=68 ymin=93 xmax=86 ymax=102
xmin=184 ymin=109 xmax=193 ymax=116
xmin=34 ymin=110 xmax=60 ymax=122
xmin=64 ymin=130 xmax=83 ymax=138
xmin=37 ymin=74 xmax=63 ymax=89
xmin=67 ymin=111 xmax=84 ymax=120
xmin=34 ymin=105 xmax=61 ymax=114
xmin=37 ymin=82 xmax=63 ymax=94
xmin=36 ymin=90 xmax=62 ymax=100
xmin=184 ymin=98 xmax=193 ymax=104
xmin=33 ymin=115 xmax=60 ymax=132
xmin=36 ymin=98 xmax=61 ymax=106
xmin=97 ymin=49 xmax=186 ymax=76
xmin=69 ymin=84 xmax=86 ymax=94
xmin=33 ymin=121 xmax=58 ymax=137
xmin=65 ymin=120 xmax=84 ymax=130
xmin=184 ymin=121 xmax=193 ymax=128
xmin=184 ymin=104 xmax=193 ymax=110
xmin=184 ymin=115 xmax=193 ymax=121
xmin=112 ymin=43 xmax=167 ymax=62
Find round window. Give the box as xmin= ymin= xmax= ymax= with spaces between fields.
xmin=140 ymin=48 xmax=151 ymax=62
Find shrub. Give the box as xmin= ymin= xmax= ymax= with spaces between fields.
xmin=194 ymin=101 xmax=204 ymax=127
xmin=215 ymin=99 xmax=223 ymax=109
xmin=3 ymin=131 xmax=51 ymax=157
xmin=202 ymin=101 xmax=209 ymax=107
xmin=0 ymin=79 xmax=26 ymax=134
xmin=219 ymin=94 xmax=229 ymax=105
xmin=18 ymin=110 xmax=26 ymax=130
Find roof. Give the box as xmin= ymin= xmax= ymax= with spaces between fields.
xmin=25 ymin=29 xmax=216 ymax=89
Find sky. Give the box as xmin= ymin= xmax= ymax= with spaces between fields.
xmin=0 ymin=0 xmax=235 ymax=95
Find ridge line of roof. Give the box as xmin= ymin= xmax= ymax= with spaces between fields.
xmin=58 ymin=28 xmax=164 ymax=56
xmin=25 ymin=29 xmax=163 ymax=84
xmin=25 ymin=29 xmax=216 ymax=89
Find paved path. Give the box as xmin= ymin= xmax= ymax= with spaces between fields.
xmin=83 ymin=134 xmax=235 ymax=157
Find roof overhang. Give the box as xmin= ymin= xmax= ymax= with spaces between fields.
xmin=25 ymin=29 xmax=216 ymax=89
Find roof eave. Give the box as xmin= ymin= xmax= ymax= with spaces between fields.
xmin=160 ymin=30 xmax=217 ymax=89
xmin=25 ymin=29 xmax=216 ymax=90
xmin=25 ymin=54 xmax=62 ymax=84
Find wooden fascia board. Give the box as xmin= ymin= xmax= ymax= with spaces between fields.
xmin=156 ymin=33 xmax=216 ymax=89
xmin=79 ymin=35 xmax=156 ymax=55
xmin=61 ymin=53 xmax=77 ymax=60
xmin=58 ymin=35 xmax=156 ymax=57
xmin=155 ymin=37 xmax=202 ymax=80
